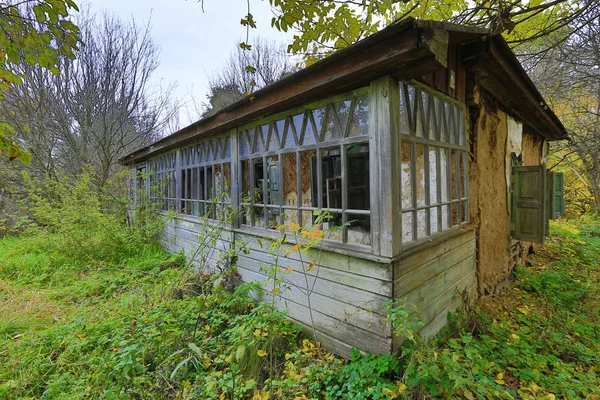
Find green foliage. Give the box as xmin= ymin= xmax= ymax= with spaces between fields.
xmin=265 ymin=0 xmax=583 ymax=63
xmin=1 ymin=185 xmax=599 ymax=399
xmin=309 ymin=349 xmax=401 ymax=400
xmin=0 ymin=0 xmax=80 ymax=164
xmin=24 ymin=170 xmax=166 ymax=263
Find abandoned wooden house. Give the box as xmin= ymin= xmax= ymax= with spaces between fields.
xmin=120 ymin=18 xmax=567 ymax=357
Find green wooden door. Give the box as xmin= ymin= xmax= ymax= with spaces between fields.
xmin=552 ymin=172 xmax=565 ymax=218
xmin=512 ymin=166 xmax=546 ymax=244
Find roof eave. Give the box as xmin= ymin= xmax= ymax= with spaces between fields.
xmin=461 ymin=35 xmax=568 ymax=141
xmin=120 ymin=18 xmax=456 ymax=165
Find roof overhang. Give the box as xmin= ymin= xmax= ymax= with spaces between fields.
xmin=121 ymin=18 xmax=456 ymax=165
xmin=460 ymin=35 xmax=567 ymax=141
xmin=120 ymin=18 xmax=566 ymax=165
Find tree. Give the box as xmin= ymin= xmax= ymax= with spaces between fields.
xmin=198 ymin=38 xmax=297 ymax=118
xmin=0 ymin=9 xmax=178 ymax=187
xmin=261 ymin=0 xmax=599 ymax=63
xmin=522 ymin=2 xmax=600 ymax=213
xmin=0 ymin=0 xmax=80 ymax=163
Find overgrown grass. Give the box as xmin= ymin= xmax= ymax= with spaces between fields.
xmin=1 ymin=215 xmax=599 ymax=399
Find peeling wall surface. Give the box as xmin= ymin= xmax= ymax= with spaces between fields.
xmin=522 ymin=132 xmax=543 ymax=166
xmin=470 ymin=92 xmax=546 ymax=294
xmin=471 ymin=98 xmax=511 ymax=295
xmin=506 ymin=116 xmax=523 ymax=190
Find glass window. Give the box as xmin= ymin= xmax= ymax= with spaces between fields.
xmin=239 ymin=91 xmax=371 ymax=247
xmin=399 ymin=82 xmax=468 ymax=244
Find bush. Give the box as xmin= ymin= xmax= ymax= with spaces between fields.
xmin=24 ymin=170 xmax=166 ymax=263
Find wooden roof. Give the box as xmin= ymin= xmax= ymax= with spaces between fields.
xmin=120 ymin=18 xmax=566 ymax=165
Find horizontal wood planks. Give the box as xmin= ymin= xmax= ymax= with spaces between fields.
xmin=161 ymin=216 xmax=477 ymax=357
xmin=393 ymin=229 xmax=476 ymax=349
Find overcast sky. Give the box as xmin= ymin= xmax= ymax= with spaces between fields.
xmin=84 ymin=0 xmax=294 ymax=128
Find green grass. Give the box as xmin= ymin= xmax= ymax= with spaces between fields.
xmin=0 ymin=217 xmax=599 ymax=399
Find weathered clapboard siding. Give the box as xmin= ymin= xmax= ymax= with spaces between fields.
xmin=238 ymin=233 xmax=393 ymax=281
xmin=162 ymin=218 xmax=233 ymax=271
xmin=238 ymin=267 xmax=392 ymax=356
xmin=235 ymin=231 xmax=394 ymax=357
xmin=393 ymin=229 xmax=477 ymax=349
xmin=161 ymin=216 xmax=475 ymax=357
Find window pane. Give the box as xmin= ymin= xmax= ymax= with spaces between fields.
xmin=267 ymin=123 xmax=280 ymax=152
xmin=348 ymin=96 xmax=369 ymax=137
xmin=399 ymin=84 xmax=410 ymax=135
xmin=323 ymin=104 xmax=343 ymax=142
xmin=302 ymin=112 xmax=318 ymax=145
xmin=429 ymin=147 xmax=438 ymax=205
xmin=419 ymin=90 xmax=430 ymax=139
xmin=254 ymin=127 xmax=266 ymax=153
xmin=300 ymin=150 xmax=317 ymax=208
xmin=430 ymin=206 xmax=439 ymax=234
xmin=301 ymin=210 xmax=315 ymax=228
xmin=222 ymin=163 xmax=231 ymax=203
xmin=346 ymin=143 xmax=370 ymax=211
xmin=460 ymin=151 xmax=467 ymax=199
xmin=346 ymin=213 xmax=371 ymax=246
xmin=283 ymin=117 xmax=297 ymax=149
xmin=282 ymin=152 xmax=298 ymax=213
xmin=266 ymin=156 xmax=280 ymax=206
xmin=440 ymin=148 xmax=449 ymax=202
xmin=451 ymin=150 xmax=458 ymax=201
xmin=401 ymin=142 xmax=412 ymax=209
xmin=415 ymin=143 xmax=426 ymax=207
xmin=451 ymin=202 xmax=459 ymax=226
xmin=442 ymin=205 xmax=450 ymax=230
xmin=240 ymin=130 xmax=250 ymax=156
xmin=417 ymin=209 xmax=427 ymax=239
xmin=320 ymin=146 xmax=342 ymax=210
xmin=402 ymin=212 xmax=414 ymax=242
xmin=312 ymin=108 xmax=326 ymax=142
xmin=335 ymin=100 xmax=352 ymax=137
xmin=322 ymin=211 xmax=342 ymax=242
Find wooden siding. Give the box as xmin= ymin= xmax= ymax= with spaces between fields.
xmin=162 ymin=216 xmax=476 ymax=357
xmin=393 ymin=228 xmax=476 ymax=349
xmin=162 ymin=218 xmax=233 ymax=272
xmin=161 ymin=218 xmax=394 ymax=357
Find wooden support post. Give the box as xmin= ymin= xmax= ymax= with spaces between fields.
xmin=370 ymin=76 xmax=402 ymax=257
xmin=230 ymin=129 xmax=240 ymax=229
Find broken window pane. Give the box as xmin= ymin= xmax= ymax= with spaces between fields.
xmin=317 ymin=146 xmax=342 ymax=210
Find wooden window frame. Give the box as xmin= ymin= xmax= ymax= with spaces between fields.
xmin=237 ymin=87 xmax=373 ymax=250
xmin=179 ymin=135 xmax=232 ymax=220
xmin=398 ymin=81 xmax=469 ymax=248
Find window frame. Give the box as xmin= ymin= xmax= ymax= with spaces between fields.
xmin=179 ymin=134 xmax=232 ymax=220
xmin=398 ymin=81 xmax=470 ymax=248
xmin=236 ymin=87 xmax=373 ymax=249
